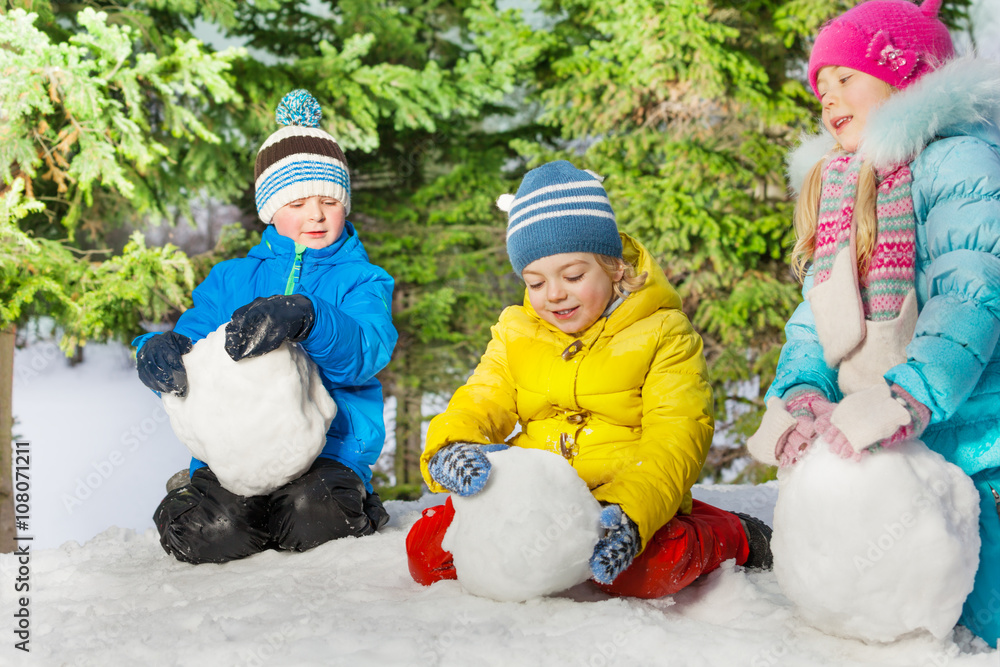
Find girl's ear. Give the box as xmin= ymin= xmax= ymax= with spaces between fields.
xmin=612 ymin=260 xmax=625 ymax=283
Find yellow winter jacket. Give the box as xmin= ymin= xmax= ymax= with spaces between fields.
xmin=420 ymin=234 xmax=714 ymax=551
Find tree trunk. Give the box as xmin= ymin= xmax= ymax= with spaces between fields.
xmin=0 ymin=326 xmax=16 ymax=552
xmin=393 ymin=382 xmax=424 ymax=486
xmin=68 ymin=341 xmax=84 ymax=367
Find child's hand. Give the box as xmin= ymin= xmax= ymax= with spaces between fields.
xmin=747 ymin=386 xmax=832 ymax=467
xmin=136 ymin=331 xmax=193 ymax=397
xmin=817 ymin=383 xmax=931 ymax=457
xmin=823 ymin=430 xmax=866 ymax=461
xmin=778 ymin=386 xmax=834 ymax=467
xmin=428 ymin=443 xmax=509 ymax=496
xmin=225 ymin=294 xmax=315 ymax=361
xmin=589 ymin=504 xmax=640 ymax=585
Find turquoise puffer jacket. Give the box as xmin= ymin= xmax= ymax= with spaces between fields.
xmin=135 ymin=223 xmax=397 ymax=491
xmin=769 ymin=57 xmax=1000 ymax=477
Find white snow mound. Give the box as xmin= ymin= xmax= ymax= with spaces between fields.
xmin=772 ymin=438 xmax=981 ymax=642
xmin=442 ymin=447 xmax=603 ymax=602
xmin=162 ymin=323 xmax=337 ymax=497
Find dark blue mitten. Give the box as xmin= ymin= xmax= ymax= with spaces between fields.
xmin=428 ymin=443 xmax=509 ymax=496
xmin=225 ymin=294 xmax=315 ymax=361
xmin=590 ymin=504 xmax=641 ymax=585
xmin=136 ymin=331 xmax=193 ymax=397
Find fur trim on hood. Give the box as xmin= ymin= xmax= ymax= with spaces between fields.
xmin=786 ymin=133 xmax=836 ymax=196
xmin=786 ymin=55 xmax=1000 ymax=194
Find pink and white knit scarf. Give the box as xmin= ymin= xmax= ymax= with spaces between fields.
xmin=811 ymin=154 xmax=917 ymax=322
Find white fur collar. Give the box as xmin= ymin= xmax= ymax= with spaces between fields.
xmin=786 ymin=56 xmax=1000 ymax=193
xmin=786 ymin=133 xmax=835 ymax=195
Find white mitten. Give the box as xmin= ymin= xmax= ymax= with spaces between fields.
xmin=747 ymin=397 xmax=799 ymax=466
xmin=828 ymin=383 xmax=911 ymax=454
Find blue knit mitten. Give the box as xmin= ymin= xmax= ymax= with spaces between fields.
xmin=428 ymin=443 xmax=509 ymax=497
xmin=590 ymin=504 xmax=641 ymax=585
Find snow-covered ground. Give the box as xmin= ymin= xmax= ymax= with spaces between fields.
xmin=5 ymin=338 xmax=998 ymax=665
xmin=4 ymin=489 xmax=996 ymax=666
xmin=11 ymin=336 xmax=192 ymax=550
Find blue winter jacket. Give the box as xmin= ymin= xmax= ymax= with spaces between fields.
xmin=135 ymin=222 xmax=398 ymax=491
xmin=768 ymin=57 xmax=1000 ymax=477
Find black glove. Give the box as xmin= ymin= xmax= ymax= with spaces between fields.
xmin=136 ymin=331 xmax=193 ymax=397
xmin=224 ymin=294 xmax=315 ymax=361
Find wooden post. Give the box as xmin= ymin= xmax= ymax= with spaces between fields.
xmin=0 ymin=326 xmax=16 ymax=552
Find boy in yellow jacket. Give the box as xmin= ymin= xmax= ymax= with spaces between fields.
xmin=406 ymin=160 xmax=772 ymax=595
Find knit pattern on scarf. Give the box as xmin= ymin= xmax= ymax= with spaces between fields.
xmin=812 ymin=154 xmax=916 ymax=321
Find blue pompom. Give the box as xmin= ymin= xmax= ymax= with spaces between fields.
xmin=275 ymin=89 xmax=322 ymax=128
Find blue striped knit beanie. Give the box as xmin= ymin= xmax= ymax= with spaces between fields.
xmin=498 ymin=160 xmax=622 ymax=275
xmin=254 ymin=90 xmax=351 ymax=224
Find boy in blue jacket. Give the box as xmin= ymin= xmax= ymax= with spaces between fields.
xmin=134 ymin=90 xmax=398 ymax=564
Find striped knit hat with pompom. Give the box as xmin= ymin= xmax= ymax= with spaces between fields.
xmin=254 ymin=90 xmax=351 ymax=224
xmin=497 ymin=160 xmax=622 ymax=276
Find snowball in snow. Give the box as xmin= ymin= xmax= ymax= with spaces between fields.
xmin=442 ymin=447 xmax=603 ymax=602
xmin=772 ymin=439 xmax=980 ymax=642
xmin=162 ymin=323 xmax=337 ymax=497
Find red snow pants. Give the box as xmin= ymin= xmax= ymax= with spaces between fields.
xmin=405 ymin=497 xmax=750 ymax=598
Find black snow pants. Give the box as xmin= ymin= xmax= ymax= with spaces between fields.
xmin=153 ymin=458 xmax=390 ymax=564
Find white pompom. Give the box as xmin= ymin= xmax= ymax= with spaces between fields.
xmin=496 ymin=193 xmax=516 ymax=212
xmin=583 ymin=169 xmax=605 ymax=182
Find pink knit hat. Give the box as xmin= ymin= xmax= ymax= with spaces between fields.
xmin=808 ymin=0 xmax=954 ymax=98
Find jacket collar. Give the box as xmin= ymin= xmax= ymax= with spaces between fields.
xmin=522 ymin=233 xmax=683 ymax=341
xmin=787 ymin=56 xmax=1000 ymax=192
xmin=248 ymin=221 xmax=364 ymax=263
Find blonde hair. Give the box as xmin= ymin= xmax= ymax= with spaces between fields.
xmin=791 ymin=154 xmax=880 ymax=281
xmin=791 ymin=79 xmax=896 ymax=281
xmin=595 ymin=254 xmax=648 ymax=299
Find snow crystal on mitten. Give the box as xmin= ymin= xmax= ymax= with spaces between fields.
xmin=162 ymin=323 xmax=337 ymax=497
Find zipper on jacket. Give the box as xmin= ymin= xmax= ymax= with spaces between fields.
xmin=284 ymin=242 xmax=306 ymax=295
xmin=989 ymin=484 xmax=1000 ymax=520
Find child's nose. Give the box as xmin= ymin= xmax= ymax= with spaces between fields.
xmin=305 ymin=199 xmax=325 ymax=220
xmin=547 ymin=283 xmax=567 ymax=301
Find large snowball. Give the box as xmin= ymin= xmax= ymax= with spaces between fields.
xmin=442 ymin=448 xmax=603 ymax=602
xmin=772 ymin=439 xmax=980 ymax=642
xmin=162 ymin=323 xmax=337 ymax=497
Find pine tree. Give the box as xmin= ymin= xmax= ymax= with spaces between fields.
xmin=493 ymin=0 xmax=812 ymax=481
xmin=508 ymin=0 xmax=972 ymax=480
xmin=2 ymin=0 xmax=976 ymax=517
xmin=0 ymin=5 xmax=242 ymax=551
xmin=200 ymin=0 xmax=547 ymax=490
xmin=2 ymin=0 xmax=547 ymax=499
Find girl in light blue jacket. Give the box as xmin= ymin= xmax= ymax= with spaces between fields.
xmin=747 ymin=0 xmax=1000 ymax=645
